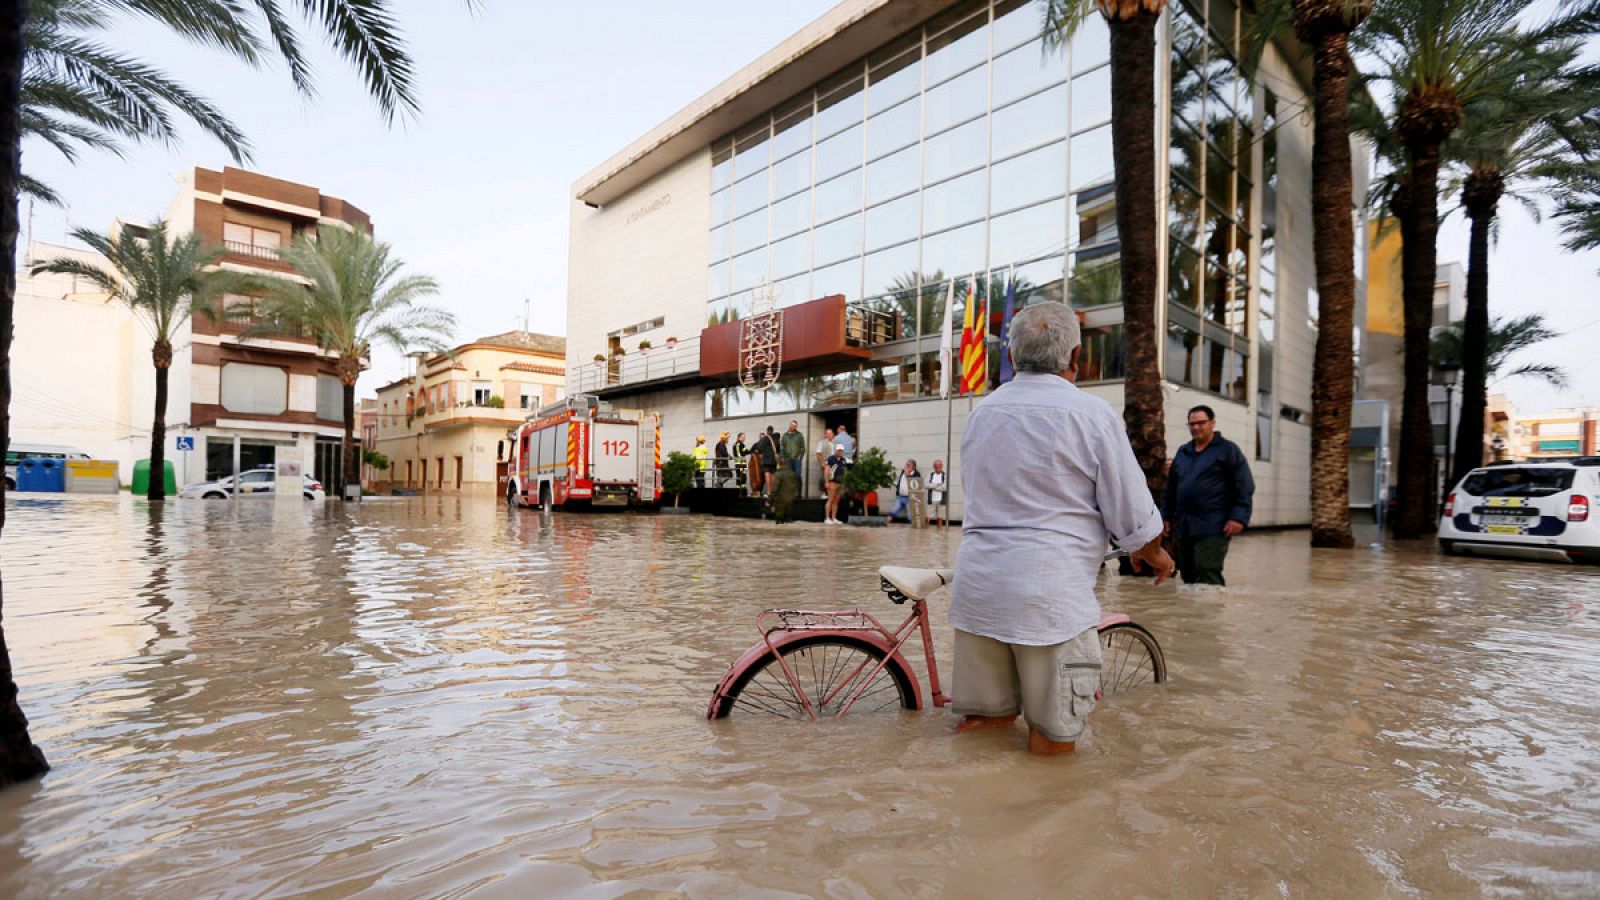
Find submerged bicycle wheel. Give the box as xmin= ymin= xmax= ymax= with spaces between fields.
xmin=1097 ymin=622 xmax=1167 ymax=695
xmin=712 ymin=635 xmax=918 ymax=719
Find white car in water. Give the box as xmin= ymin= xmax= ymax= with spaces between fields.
xmin=178 ymin=467 xmax=327 ymax=501
xmin=1439 ymin=458 xmax=1600 ymax=564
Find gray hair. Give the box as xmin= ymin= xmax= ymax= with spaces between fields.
xmin=1007 ymin=302 xmax=1081 ymax=374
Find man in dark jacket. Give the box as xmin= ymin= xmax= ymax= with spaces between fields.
xmin=753 ymin=426 xmax=780 ymax=498
xmin=1162 ymin=405 xmax=1254 ymax=585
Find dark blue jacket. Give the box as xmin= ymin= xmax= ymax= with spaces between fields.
xmin=1163 ymin=433 xmax=1254 ymax=539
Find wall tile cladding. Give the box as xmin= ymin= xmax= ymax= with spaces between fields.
xmin=566 ymin=149 xmax=713 ymax=376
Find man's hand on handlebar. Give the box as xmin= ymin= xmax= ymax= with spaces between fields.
xmin=1130 ymin=534 xmax=1176 ymax=586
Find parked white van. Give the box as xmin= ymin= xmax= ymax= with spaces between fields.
xmin=5 ymin=443 xmax=92 ymax=490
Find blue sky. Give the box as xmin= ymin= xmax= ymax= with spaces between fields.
xmin=22 ymin=0 xmax=1599 ymax=414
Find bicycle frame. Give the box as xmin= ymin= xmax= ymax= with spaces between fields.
xmin=706 ymin=599 xmax=948 ymax=720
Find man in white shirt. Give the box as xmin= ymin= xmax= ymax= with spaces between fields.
xmin=951 ymin=302 xmax=1174 ymax=755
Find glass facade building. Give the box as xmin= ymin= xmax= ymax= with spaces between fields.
xmin=702 ymin=0 xmax=1267 ymax=419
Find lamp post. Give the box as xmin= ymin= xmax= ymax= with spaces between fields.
xmin=1437 ymin=360 xmax=1461 ymax=509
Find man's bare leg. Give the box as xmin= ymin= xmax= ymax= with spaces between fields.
xmin=955 ymin=714 xmax=1017 ymax=732
xmin=1027 ymin=727 xmax=1076 ymax=755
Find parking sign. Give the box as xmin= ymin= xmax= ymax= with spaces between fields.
xmin=175 ymin=436 xmax=194 ymax=451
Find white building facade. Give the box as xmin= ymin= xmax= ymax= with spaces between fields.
xmin=566 ymin=0 xmax=1365 ymax=522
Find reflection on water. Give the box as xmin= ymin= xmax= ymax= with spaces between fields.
xmin=0 ymin=495 xmax=1597 ymax=895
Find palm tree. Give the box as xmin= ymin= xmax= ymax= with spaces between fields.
xmin=0 ymin=0 xmax=444 ymax=788
xmin=1045 ymin=0 xmax=1167 ymax=498
xmin=1551 ymin=166 xmax=1600 ymax=262
xmin=252 ymin=225 xmax=454 ymax=495
xmin=30 ymin=222 xmax=262 ymax=499
xmin=1444 ymin=46 xmax=1599 ymax=489
xmin=1281 ymin=2 xmax=1371 ymax=548
xmin=1431 ymin=314 xmax=1568 ymax=389
xmin=19 ymin=0 xmax=250 ymax=203
xmin=1355 ymin=0 xmax=1600 ymax=538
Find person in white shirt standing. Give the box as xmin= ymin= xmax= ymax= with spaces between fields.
xmin=813 ymin=427 xmax=835 ymax=498
xmin=951 ymin=302 xmax=1174 ymax=755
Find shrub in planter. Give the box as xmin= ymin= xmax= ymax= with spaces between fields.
xmin=485 ymin=395 xmax=505 ymax=408
xmin=662 ymin=451 xmax=699 ymax=508
xmin=842 ymin=446 xmax=896 ymax=519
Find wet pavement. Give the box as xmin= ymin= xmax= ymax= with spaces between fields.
xmin=0 ymin=494 xmax=1597 ymax=896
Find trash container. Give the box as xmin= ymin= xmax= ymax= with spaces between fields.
xmin=130 ymin=459 xmax=178 ymax=495
xmin=65 ymin=460 xmax=120 ymax=494
xmin=16 ymin=458 xmax=65 ymax=492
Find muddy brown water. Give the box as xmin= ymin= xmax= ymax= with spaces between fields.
xmin=0 ymin=495 xmax=1596 ymax=896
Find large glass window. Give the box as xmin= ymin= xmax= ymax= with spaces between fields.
xmin=221 ymin=363 xmax=287 ymax=415
xmin=1165 ymin=0 xmax=1257 ymax=401
xmin=704 ymin=0 xmax=1156 ymax=391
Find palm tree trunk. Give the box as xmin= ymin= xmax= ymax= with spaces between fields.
xmin=148 ymin=342 xmax=171 ymax=502
xmin=1393 ymin=152 xmax=1442 ymax=539
xmin=1305 ymin=26 xmax=1357 ymax=548
xmin=0 ymin=0 xmax=49 ymax=787
xmin=339 ymin=354 xmax=360 ymax=498
xmin=1106 ymin=6 xmax=1166 ymax=499
xmin=342 ymin=382 xmax=357 ymax=495
xmin=1453 ymin=174 xmax=1500 ymax=489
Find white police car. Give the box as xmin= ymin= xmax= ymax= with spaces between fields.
xmin=178 ymin=467 xmax=326 ymax=501
xmin=1439 ymin=458 xmax=1599 ymax=564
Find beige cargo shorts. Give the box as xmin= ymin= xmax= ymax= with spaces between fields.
xmin=952 ymin=626 xmax=1102 ymax=743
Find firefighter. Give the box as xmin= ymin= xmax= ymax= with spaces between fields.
xmin=692 ymin=435 xmax=710 ymax=487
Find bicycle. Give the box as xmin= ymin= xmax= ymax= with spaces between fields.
xmin=706 ymin=552 xmax=1167 ymax=720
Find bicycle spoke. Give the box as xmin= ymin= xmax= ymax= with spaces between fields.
xmin=721 ymin=639 xmax=912 ymax=718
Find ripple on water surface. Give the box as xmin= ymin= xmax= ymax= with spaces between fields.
xmin=0 ymin=495 xmax=1598 ymax=895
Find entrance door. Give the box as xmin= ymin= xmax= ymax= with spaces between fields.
xmin=821 ymin=410 xmax=859 ymax=461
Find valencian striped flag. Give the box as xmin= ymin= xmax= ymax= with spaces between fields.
xmin=959 ymin=275 xmax=987 ymax=394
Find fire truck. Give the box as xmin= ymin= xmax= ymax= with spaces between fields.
xmin=505 ymin=395 xmax=660 ymax=510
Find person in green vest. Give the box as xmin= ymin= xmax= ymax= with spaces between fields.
xmin=692 ymin=435 xmax=710 ymax=488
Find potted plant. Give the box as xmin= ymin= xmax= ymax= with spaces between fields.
xmin=841 ymin=446 xmax=896 ymax=526
xmin=486 ymin=395 xmax=505 ymax=408
xmin=661 ymin=451 xmax=698 ymax=513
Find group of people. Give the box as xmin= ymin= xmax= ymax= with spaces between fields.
xmin=689 ymin=424 xmax=953 ymax=526
xmin=691 ymin=421 xmax=817 ymax=496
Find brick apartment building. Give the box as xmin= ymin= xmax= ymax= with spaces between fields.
xmin=164 ymin=165 xmax=374 ymax=492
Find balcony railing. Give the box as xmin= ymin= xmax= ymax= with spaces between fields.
xmin=224 ymin=240 xmax=282 ymax=261
xmin=846 ymin=306 xmax=901 ymax=347
xmin=568 ymin=336 xmax=701 ymax=395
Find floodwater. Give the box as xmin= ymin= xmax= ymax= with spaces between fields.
xmin=0 ymin=495 xmax=1597 ymax=897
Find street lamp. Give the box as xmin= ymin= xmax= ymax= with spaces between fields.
xmin=1437 ymin=360 xmax=1462 ymax=507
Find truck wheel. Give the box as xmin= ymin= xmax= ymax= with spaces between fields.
xmin=506 ymin=483 xmax=518 ymax=507
xmin=540 ymin=484 xmax=553 ymax=512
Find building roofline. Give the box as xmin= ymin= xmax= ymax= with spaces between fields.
xmin=572 ymin=0 xmax=960 ymax=207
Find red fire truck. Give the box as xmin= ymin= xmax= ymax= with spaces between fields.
xmin=505 ymin=395 xmax=660 ymax=510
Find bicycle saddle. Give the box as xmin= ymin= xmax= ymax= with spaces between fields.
xmin=878 ymin=566 xmax=954 ymax=603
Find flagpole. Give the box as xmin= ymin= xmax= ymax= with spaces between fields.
xmin=940 ymin=277 xmax=957 ymax=531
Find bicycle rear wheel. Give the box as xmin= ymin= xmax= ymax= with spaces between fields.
xmin=1097 ymin=622 xmax=1166 ymax=694
xmin=711 ymin=635 xmax=918 ymax=719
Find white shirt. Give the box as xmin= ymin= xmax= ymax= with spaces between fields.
xmin=815 ymin=437 xmax=833 ymax=458
xmin=951 ymin=372 xmax=1163 ymax=645
xmin=835 ymin=431 xmax=856 ymax=461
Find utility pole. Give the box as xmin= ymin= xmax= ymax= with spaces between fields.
xmin=523 ymin=298 xmax=530 ymax=334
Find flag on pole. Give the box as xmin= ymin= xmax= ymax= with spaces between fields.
xmin=937 ymin=279 xmax=955 ymax=399
xmin=960 ymin=275 xmax=987 ymax=395
xmin=998 ymin=270 xmax=1017 ymax=384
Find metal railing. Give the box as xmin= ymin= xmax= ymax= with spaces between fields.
xmin=568 ymin=336 xmax=701 ymax=395
xmin=223 ymin=240 xmax=282 ymax=261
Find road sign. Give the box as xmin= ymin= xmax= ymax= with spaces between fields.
xmin=175 ymin=436 xmax=194 ymax=451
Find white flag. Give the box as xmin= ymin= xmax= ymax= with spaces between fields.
xmin=937 ymin=278 xmax=955 ymax=399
